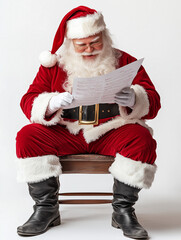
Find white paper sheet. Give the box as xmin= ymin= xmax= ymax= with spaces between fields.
xmin=63 ymin=58 xmax=144 ymax=109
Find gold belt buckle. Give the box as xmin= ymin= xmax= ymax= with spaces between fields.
xmin=78 ymin=104 xmax=99 ymax=125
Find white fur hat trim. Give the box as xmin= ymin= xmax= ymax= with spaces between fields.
xmin=66 ymin=12 xmax=106 ymax=39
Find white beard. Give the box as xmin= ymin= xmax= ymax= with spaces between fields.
xmin=58 ymin=32 xmax=119 ymax=93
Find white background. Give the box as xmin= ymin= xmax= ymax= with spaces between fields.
xmin=0 ymin=0 xmax=181 ymax=239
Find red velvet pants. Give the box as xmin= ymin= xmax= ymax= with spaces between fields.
xmin=16 ymin=123 xmax=157 ymax=164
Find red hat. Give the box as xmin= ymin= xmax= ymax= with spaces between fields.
xmin=39 ymin=6 xmax=106 ymax=67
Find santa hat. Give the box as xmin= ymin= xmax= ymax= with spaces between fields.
xmin=39 ymin=6 xmax=106 ymax=68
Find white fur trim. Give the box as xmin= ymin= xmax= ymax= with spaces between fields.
xmin=119 ymin=84 xmax=150 ymax=120
xmin=39 ymin=51 xmax=57 ymax=67
xmin=65 ymin=120 xmax=85 ymax=134
xmin=66 ymin=12 xmax=106 ymax=39
xmin=31 ymin=92 xmax=63 ymax=126
xmin=16 ymin=155 xmax=62 ymax=183
xmin=59 ymin=115 xmax=153 ymax=143
xmin=109 ymin=153 xmax=157 ymax=189
xmin=83 ymin=116 xmax=153 ymax=143
xmin=59 ymin=119 xmax=93 ymax=135
xmin=84 ymin=117 xmax=125 ymax=143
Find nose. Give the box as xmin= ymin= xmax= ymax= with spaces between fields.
xmin=85 ymin=45 xmax=94 ymax=53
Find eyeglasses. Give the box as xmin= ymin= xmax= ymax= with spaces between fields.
xmin=73 ymin=40 xmax=103 ymax=51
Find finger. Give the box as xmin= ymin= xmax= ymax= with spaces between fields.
xmin=114 ymin=98 xmax=127 ymax=105
xmin=64 ymin=93 xmax=73 ymax=99
xmin=121 ymin=87 xmax=131 ymax=93
xmin=114 ymin=101 xmax=127 ymax=106
xmin=60 ymin=92 xmax=73 ymax=100
xmin=115 ymin=92 xmax=130 ymax=98
xmin=61 ymin=100 xmax=71 ymax=106
xmin=115 ymin=95 xmax=130 ymax=100
xmin=63 ymin=95 xmax=74 ymax=103
xmin=63 ymin=98 xmax=73 ymax=103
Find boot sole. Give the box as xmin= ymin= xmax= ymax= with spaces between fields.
xmin=17 ymin=216 xmax=61 ymax=236
xmin=112 ymin=218 xmax=148 ymax=239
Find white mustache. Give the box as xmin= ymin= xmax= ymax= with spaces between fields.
xmin=77 ymin=50 xmax=102 ymax=56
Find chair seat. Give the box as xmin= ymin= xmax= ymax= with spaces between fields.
xmin=59 ymin=154 xmax=114 ymax=204
xmin=60 ymin=154 xmax=114 ymax=174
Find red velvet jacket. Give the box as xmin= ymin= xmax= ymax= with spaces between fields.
xmin=20 ymin=50 xmax=161 ymax=143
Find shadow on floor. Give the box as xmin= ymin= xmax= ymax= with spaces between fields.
xmin=138 ymin=200 xmax=181 ymax=231
xmin=60 ymin=200 xmax=181 ymax=231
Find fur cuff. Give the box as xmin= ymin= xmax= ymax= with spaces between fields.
xmin=109 ymin=153 xmax=157 ymax=189
xmin=31 ymin=92 xmax=63 ymax=126
xmin=16 ymin=155 xmax=62 ymax=183
xmin=119 ymin=84 xmax=149 ymax=120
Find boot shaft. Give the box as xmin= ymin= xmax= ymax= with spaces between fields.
xmin=112 ymin=179 xmax=141 ymax=210
xmin=111 ymin=179 xmax=148 ymax=238
xmin=28 ymin=177 xmax=60 ymax=206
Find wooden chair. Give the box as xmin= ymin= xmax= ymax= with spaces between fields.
xmin=59 ymin=154 xmax=114 ymax=204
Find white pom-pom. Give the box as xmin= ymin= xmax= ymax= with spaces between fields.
xmin=39 ymin=51 xmax=57 ymax=67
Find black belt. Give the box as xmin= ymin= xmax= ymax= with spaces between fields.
xmin=61 ymin=103 xmax=119 ymax=125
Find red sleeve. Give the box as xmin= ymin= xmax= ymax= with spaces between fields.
xmin=118 ymin=51 xmax=161 ymax=120
xmin=20 ymin=66 xmax=53 ymax=120
xmin=133 ymin=65 xmax=161 ymax=119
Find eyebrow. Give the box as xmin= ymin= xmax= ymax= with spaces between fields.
xmin=74 ymin=36 xmax=100 ymax=45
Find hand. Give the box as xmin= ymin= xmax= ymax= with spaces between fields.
xmin=46 ymin=92 xmax=73 ymax=116
xmin=114 ymin=87 xmax=135 ymax=108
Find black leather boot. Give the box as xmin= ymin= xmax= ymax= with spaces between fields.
xmin=17 ymin=177 xmax=60 ymax=236
xmin=112 ymin=179 xmax=148 ymax=239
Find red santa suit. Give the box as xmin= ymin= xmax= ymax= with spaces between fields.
xmin=15 ymin=7 xmax=162 ymax=239
xmin=16 ymin=49 xmax=161 ymax=188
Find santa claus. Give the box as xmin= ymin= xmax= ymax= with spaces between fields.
xmin=16 ymin=6 xmax=161 ymax=239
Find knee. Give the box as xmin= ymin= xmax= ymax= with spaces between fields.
xmin=132 ymin=125 xmax=156 ymax=152
xmin=16 ymin=123 xmax=41 ymax=146
xmin=120 ymin=124 xmax=157 ymax=164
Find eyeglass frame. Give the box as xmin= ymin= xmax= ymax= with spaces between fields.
xmin=72 ymin=33 xmax=103 ymax=52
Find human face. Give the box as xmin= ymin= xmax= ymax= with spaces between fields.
xmin=72 ymin=32 xmax=103 ymax=60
